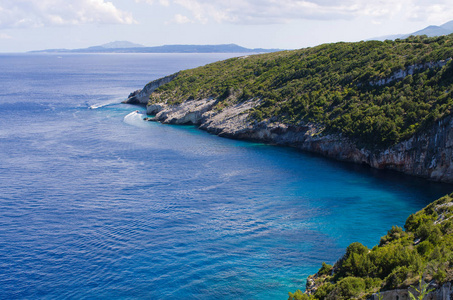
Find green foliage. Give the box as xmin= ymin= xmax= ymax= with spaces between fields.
xmin=318 ymin=262 xmax=333 ymax=276
xmin=288 ymin=289 xmax=312 ymax=300
xmin=150 ymin=35 xmax=453 ymax=148
xmin=365 ymin=277 xmax=383 ymax=290
xmin=408 ymin=274 xmax=434 ymax=300
xmin=313 ymin=282 xmax=334 ymax=299
xmin=335 ymin=242 xmax=370 ymax=278
xmin=346 ymin=242 xmax=369 ymax=257
xmin=383 ymin=266 xmax=412 ymax=290
xmin=329 ymin=277 xmax=366 ymax=299
xmin=291 ymin=193 xmax=453 ymax=299
xmin=417 ymin=241 xmax=434 ymax=256
xmin=379 ymin=226 xmax=407 ymax=246
xmin=434 ymin=268 xmax=447 ymax=282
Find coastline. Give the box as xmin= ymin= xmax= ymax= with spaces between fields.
xmin=123 ymin=75 xmax=453 ymax=299
xmin=124 ymin=81 xmax=453 ymax=184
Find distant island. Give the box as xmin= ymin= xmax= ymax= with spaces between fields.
xmin=30 ymin=41 xmax=281 ymax=54
xmin=373 ymin=20 xmax=453 ymax=41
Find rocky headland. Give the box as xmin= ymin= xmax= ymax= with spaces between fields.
xmin=123 ymin=36 xmax=453 ymax=299
xmin=124 ymin=75 xmax=453 ymax=183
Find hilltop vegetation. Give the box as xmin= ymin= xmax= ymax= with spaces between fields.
xmin=151 ymin=35 xmax=453 ymax=148
xmin=288 ymin=194 xmax=453 ymax=300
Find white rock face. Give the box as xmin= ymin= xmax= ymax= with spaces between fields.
xmin=199 ymin=99 xmax=260 ymax=136
xmin=368 ymin=58 xmax=452 ymax=87
xmin=123 ymin=73 xmax=178 ymax=104
xmin=145 ymin=94 xmax=453 ymax=183
xmin=152 ymin=98 xmax=217 ymax=125
xmin=147 ymin=103 xmax=167 ymax=115
xmin=128 ymin=56 xmax=453 ymax=183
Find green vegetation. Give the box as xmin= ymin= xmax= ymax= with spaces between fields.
xmin=151 ymin=35 xmax=453 ymax=148
xmin=145 ymin=35 xmax=453 ymax=298
xmin=408 ymin=275 xmax=434 ymax=300
xmin=289 ymin=193 xmax=453 ymax=299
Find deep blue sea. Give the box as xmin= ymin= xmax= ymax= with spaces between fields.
xmin=0 ymin=53 xmax=452 ymax=299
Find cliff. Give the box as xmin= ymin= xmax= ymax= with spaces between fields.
xmin=141 ymin=95 xmax=453 ymax=183
xmin=123 ymin=73 xmax=178 ymax=105
xmin=124 ymin=35 xmax=453 ymax=182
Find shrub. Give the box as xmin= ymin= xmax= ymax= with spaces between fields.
xmin=288 ymin=289 xmax=311 ymax=300
xmin=380 ymin=226 xmax=406 ymax=246
xmin=329 ymin=277 xmax=366 ymax=299
xmin=314 ymin=282 xmax=335 ymax=299
xmin=318 ymin=262 xmax=333 ymax=276
xmin=417 ymin=240 xmax=434 ymax=256
xmin=383 ymin=266 xmax=410 ymax=290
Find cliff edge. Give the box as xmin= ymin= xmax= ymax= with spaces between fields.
xmin=126 ymin=36 xmax=453 ymax=182
xmin=130 ymin=91 xmax=453 ymax=183
xmin=123 ymin=73 xmax=178 ymax=105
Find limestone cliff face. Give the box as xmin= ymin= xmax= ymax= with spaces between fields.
xmin=143 ymin=96 xmax=453 ymax=183
xmin=122 ymin=73 xmax=178 ymax=105
xmin=369 ymin=115 xmax=453 ymax=182
xmin=368 ymin=282 xmax=453 ymax=300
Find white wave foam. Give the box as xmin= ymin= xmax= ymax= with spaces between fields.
xmin=123 ymin=111 xmax=148 ymax=127
xmin=88 ymin=99 xmax=121 ymax=109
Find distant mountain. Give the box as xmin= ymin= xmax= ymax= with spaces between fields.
xmin=441 ymin=20 xmax=453 ymax=31
xmin=98 ymin=41 xmax=145 ymax=48
xmin=410 ymin=25 xmax=451 ymax=37
xmin=373 ymin=20 xmax=453 ymax=41
xmin=30 ymin=43 xmax=280 ymax=54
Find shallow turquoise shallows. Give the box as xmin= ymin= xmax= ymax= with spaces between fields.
xmin=0 ymin=53 xmax=451 ymax=299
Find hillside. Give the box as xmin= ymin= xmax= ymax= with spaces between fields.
xmin=288 ymin=193 xmax=453 ymax=300
xmin=124 ymin=34 xmax=453 ymax=182
xmin=148 ymin=35 xmax=453 ymax=147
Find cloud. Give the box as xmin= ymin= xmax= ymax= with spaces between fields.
xmin=0 ymin=33 xmax=12 ymax=39
xmin=142 ymin=0 xmax=453 ymax=25
xmin=0 ymin=0 xmax=136 ymax=29
xmin=170 ymin=14 xmax=192 ymax=24
xmin=173 ymin=0 xmax=237 ymax=23
xmin=136 ymin=0 xmax=170 ymax=6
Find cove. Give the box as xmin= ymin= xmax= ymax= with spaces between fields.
xmin=0 ymin=53 xmax=451 ymax=299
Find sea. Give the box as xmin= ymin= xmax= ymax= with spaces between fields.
xmin=0 ymin=53 xmax=451 ymax=299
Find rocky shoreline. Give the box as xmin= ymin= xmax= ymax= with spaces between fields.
xmin=123 ymin=74 xmax=453 ymax=299
xmin=124 ymin=76 xmax=453 ymax=183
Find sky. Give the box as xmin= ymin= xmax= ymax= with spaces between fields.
xmin=0 ymin=0 xmax=452 ymax=52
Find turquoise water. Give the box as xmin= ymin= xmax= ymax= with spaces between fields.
xmin=0 ymin=53 xmax=451 ymax=299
